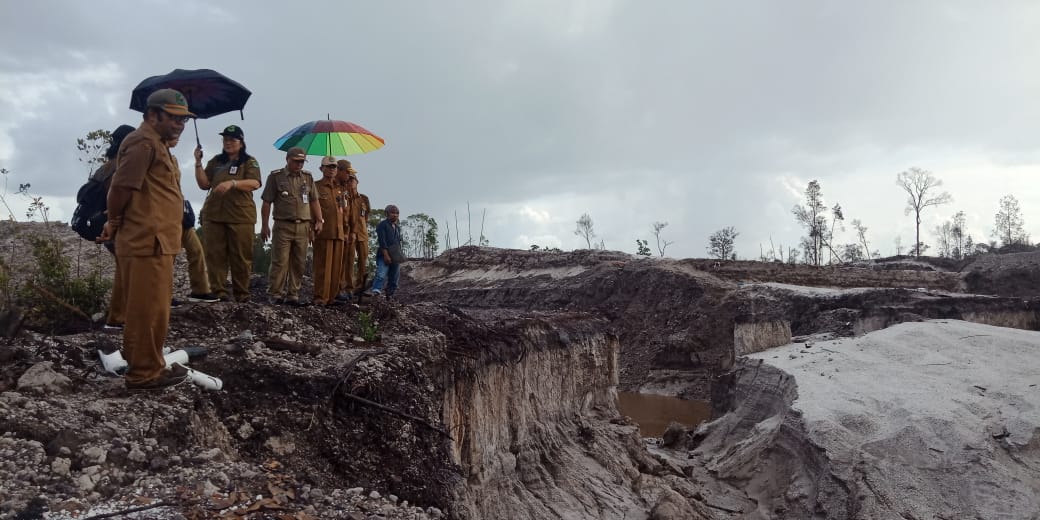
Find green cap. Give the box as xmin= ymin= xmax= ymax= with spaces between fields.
xmin=219 ymin=125 xmax=244 ymax=139
xmin=146 ymin=88 xmax=196 ymax=117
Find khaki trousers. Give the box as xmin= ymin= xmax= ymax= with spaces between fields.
xmin=202 ymin=221 xmax=254 ymax=300
xmin=119 ymin=254 xmax=174 ymax=386
xmin=182 ymin=227 xmax=210 ymax=295
xmin=107 ymin=255 xmax=126 ymax=325
xmin=268 ymin=220 xmax=310 ymax=301
xmin=313 ymin=238 xmax=345 ymax=304
xmin=341 ymin=238 xmax=370 ymax=293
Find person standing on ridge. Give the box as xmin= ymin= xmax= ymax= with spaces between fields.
xmin=97 ymin=88 xmax=192 ymax=390
xmin=93 ymin=124 xmax=137 ymax=331
xmin=194 ymin=125 xmax=262 ymax=302
xmin=260 ymin=147 xmax=322 ymax=306
xmin=367 ymin=204 xmax=403 ymax=298
xmin=311 ymin=156 xmax=345 ymax=305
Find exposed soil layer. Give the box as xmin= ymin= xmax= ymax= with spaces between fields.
xmin=680 ymin=258 xmax=961 ymax=291
xmin=962 ymin=250 xmax=1040 ymax=297
xmin=3 ymin=225 xmax=1040 ymax=519
xmin=404 ymin=247 xmax=1040 ymax=400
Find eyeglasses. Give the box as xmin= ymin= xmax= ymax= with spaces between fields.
xmin=322 ymin=164 xmax=337 ymax=168
xmin=290 ymin=159 xmax=306 ymax=164
xmin=164 ymin=114 xmax=192 ymax=124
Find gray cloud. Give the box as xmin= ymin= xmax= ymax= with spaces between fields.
xmin=1 ymin=0 xmax=1037 ymax=259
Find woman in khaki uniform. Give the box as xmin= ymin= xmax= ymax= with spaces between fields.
xmin=312 ymin=156 xmax=345 ymax=305
xmin=193 ymin=125 xmax=261 ymax=302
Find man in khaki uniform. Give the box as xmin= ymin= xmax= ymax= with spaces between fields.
xmin=97 ymin=88 xmax=192 ymax=390
xmin=260 ymin=147 xmax=323 ymax=305
xmin=312 ymin=156 xmax=345 ymax=305
xmin=338 ymin=160 xmax=370 ymax=296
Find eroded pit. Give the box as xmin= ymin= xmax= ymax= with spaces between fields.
xmin=2 ymin=239 xmax=1039 ymax=519
xmin=616 ymin=392 xmax=711 ymax=437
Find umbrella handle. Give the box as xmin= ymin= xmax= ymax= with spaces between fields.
xmin=193 ymin=118 xmax=201 ymax=149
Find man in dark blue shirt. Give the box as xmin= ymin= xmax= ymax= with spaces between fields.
xmin=368 ymin=204 xmax=402 ymax=297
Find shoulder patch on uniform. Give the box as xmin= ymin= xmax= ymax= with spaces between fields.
xmin=247 ymin=159 xmax=259 ymax=168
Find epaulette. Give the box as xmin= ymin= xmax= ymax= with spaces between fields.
xmin=270 ymin=168 xmax=285 ymax=175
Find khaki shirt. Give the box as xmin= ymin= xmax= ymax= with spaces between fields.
xmin=261 ymin=168 xmax=317 ymax=222
xmin=200 ymin=155 xmax=262 ymax=224
xmin=344 ymin=193 xmax=371 ymax=241
xmin=314 ymin=178 xmax=344 ymax=240
xmin=110 ymin=123 xmax=183 ymax=256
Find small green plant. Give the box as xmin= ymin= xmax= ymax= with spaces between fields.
xmin=251 ymin=233 xmax=272 ymax=274
xmin=0 ymin=256 xmax=11 ymax=309
xmin=636 ymin=239 xmax=651 ymax=256
xmin=357 ymin=311 xmax=378 ymax=342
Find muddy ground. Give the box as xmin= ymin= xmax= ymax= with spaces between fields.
xmin=1 ymin=223 xmax=1039 ymax=519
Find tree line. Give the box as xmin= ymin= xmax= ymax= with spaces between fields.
xmin=757 ymin=167 xmax=1029 ymax=264
xmin=567 ymin=167 xmax=1031 ymax=264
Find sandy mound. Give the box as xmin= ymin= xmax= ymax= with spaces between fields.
xmin=748 ymin=320 xmax=1040 ymax=519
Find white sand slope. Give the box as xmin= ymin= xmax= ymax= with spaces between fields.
xmin=749 ymin=320 xmax=1040 ymax=519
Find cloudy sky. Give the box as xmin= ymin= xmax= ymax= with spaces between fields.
xmin=1 ymin=1 xmax=1037 ymax=259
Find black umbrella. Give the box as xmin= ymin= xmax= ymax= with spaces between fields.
xmin=129 ymin=68 xmax=252 ymax=147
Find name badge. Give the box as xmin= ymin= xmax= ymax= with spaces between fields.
xmin=229 ymin=166 xmax=239 ymax=176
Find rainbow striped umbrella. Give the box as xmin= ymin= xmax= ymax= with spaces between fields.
xmin=273 ymin=119 xmax=385 ymax=156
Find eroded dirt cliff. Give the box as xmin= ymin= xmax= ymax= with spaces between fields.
xmin=2 ymin=233 xmax=1039 ymax=519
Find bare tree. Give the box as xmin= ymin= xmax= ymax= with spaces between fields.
xmin=478 ymin=208 xmax=489 ymax=246
xmin=964 ymin=235 xmax=976 ymax=257
xmin=851 ymin=219 xmax=873 ymax=259
xmin=574 ymin=213 xmax=596 ymax=248
xmin=792 ymin=180 xmax=828 ymax=265
xmin=707 ymin=227 xmax=738 ymax=260
xmin=652 ymin=221 xmax=674 ymax=257
xmin=896 ymin=167 xmax=952 ymax=257
xmin=951 ymin=211 xmax=967 ymax=259
xmin=933 ymin=221 xmax=954 ymax=258
xmin=993 ymin=194 xmax=1027 ymax=247
xmin=786 ymin=247 xmax=800 ymax=264
xmin=826 ymin=203 xmax=845 ymax=264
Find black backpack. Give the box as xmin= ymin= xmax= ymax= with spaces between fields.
xmin=70 ymin=177 xmax=108 ymax=241
xmin=183 ymin=199 xmax=196 ymax=229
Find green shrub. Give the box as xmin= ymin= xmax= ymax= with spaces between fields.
xmin=19 ymin=235 xmax=110 ymax=333
xmin=357 ymin=311 xmax=378 ymax=342
xmin=252 ymin=233 xmax=271 ymax=275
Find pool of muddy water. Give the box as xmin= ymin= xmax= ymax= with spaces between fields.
xmin=617 ymin=392 xmax=711 ymax=437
